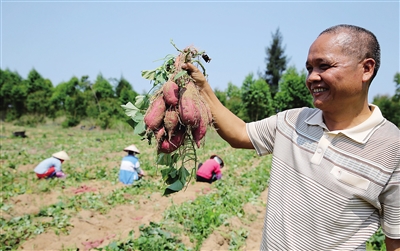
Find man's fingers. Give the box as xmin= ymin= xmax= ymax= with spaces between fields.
xmin=182 ymin=62 xmax=198 ymax=73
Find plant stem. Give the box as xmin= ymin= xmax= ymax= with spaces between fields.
xmin=192 ymin=60 xmax=207 ymax=76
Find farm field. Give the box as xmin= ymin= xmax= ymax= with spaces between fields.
xmin=1 ymin=121 xmax=271 ymax=251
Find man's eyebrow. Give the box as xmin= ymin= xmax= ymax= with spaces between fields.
xmin=306 ymin=58 xmax=326 ymax=65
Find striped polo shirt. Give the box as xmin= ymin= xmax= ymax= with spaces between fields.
xmin=246 ymin=105 xmax=400 ymax=250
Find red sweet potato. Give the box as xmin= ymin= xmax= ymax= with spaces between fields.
xmin=164 ymin=107 xmax=180 ymax=140
xmin=144 ymin=94 xmax=166 ymax=131
xmin=179 ymin=82 xmax=201 ymax=127
xmin=199 ymin=99 xmax=212 ymax=126
xmin=158 ymin=127 xmax=186 ymax=153
xmin=191 ymin=114 xmax=207 ymax=148
xmin=155 ymin=126 xmax=166 ymax=142
xmin=163 ymin=81 xmax=179 ymax=106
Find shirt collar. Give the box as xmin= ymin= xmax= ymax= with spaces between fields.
xmin=305 ymin=104 xmax=385 ymax=143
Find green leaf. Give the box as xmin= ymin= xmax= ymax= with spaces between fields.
xmin=125 ymin=118 xmax=137 ymax=130
xmin=173 ymin=71 xmax=187 ymax=81
xmin=161 ymin=167 xmax=179 ymax=185
xmin=178 ymin=166 xmax=190 ymax=185
xmin=169 ymin=169 xmax=178 ymax=179
xmin=132 ymin=113 xmax=144 ymax=123
xmin=141 ymin=70 xmax=156 ymax=80
xmin=157 ymin=153 xmax=171 ymax=166
xmin=160 ymin=166 xmax=173 ymax=180
xmin=155 ymin=72 xmax=167 ymax=85
xmin=164 ymin=180 xmax=184 ymax=195
xmin=121 ymin=102 xmax=139 ymax=118
xmin=134 ymin=95 xmax=146 ymax=109
xmin=133 ymin=120 xmax=145 ymax=135
xmin=157 ymin=153 xmax=180 ymax=167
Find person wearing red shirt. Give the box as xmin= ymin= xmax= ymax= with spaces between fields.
xmin=196 ymin=155 xmax=224 ymax=183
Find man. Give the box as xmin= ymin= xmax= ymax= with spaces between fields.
xmin=182 ymin=24 xmax=399 ymax=250
xmin=34 ymin=151 xmax=70 ymax=179
xmin=119 ymin=144 xmax=145 ymax=185
xmin=196 ymin=154 xmax=224 ymax=183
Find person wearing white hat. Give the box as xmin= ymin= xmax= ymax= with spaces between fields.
xmin=119 ymin=144 xmax=145 ymax=185
xmin=196 ymin=154 xmax=224 ymax=184
xmin=34 ymin=151 xmax=70 ymax=179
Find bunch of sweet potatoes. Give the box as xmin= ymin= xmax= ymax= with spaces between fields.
xmin=144 ymin=46 xmax=213 ymax=154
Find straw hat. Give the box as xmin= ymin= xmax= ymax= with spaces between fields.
xmin=124 ymin=144 xmax=140 ymax=154
xmin=52 ymin=151 xmax=70 ymax=160
xmin=210 ymin=154 xmax=224 ymax=167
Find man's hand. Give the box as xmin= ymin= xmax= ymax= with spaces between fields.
xmin=181 ymin=63 xmax=208 ymax=89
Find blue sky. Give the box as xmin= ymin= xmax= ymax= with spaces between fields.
xmin=1 ymin=1 xmax=399 ymax=103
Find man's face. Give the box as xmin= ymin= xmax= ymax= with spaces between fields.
xmin=305 ymin=33 xmax=366 ymax=112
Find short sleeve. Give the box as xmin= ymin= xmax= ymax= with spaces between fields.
xmin=246 ymin=114 xmax=278 ymax=156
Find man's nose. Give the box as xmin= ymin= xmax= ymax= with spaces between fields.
xmin=307 ymin=70 xmax=322 ymax=83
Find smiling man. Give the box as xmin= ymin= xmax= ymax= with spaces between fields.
xmin=182 ymin=24 xmax=399 ymax=250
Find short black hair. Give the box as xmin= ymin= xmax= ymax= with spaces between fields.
xmin=320 ymin=24 xmax=380 ymax=84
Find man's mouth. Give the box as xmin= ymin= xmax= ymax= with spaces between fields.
xmin=313 ymin=88 xmax=326 ymax=93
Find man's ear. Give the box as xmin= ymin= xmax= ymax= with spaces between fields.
xmin=362 ymin=58 xmax=375 ymax=83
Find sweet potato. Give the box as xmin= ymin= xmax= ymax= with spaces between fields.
xmin=199 ymin=99 xmax=212 ymax=126
xmin=141 ymin=44 xmax=213 ymax=159
xmin=164 ymin=107 xmax=180 ymax=140
xmin=144 ymin=94 xmax=166 ymax=131
xmin=163 ymin=81 xmax=179 ymax=106
xmin=155 ymin=126 xmax=166 ymax=142
xmin=191 ymin=114 xmax=207 ymax=148
xmin=158 ymin=127 xmax=186 ymax=153
xmin=179 ymin=82 xmax=201 ymax=127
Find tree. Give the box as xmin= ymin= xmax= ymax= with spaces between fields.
xmin=241 ymin=73 xmax=274 ymax=122
xmin=372 ymin=72 xmax=400 ymax=127
xmin=273 ymin=67 xmax=312 ymax=112
xmin=92 ymin=74 xmax=115 ymax=100
xmin=264 ymin=27 xmax=288 ymax=97
xmin=0 ymin=69 xmax=27 ymax=120
xmin=114 ymin=77 xmax=139 ymax=105
xmin=214 ymin=88 xmax=227 ymax=106
xmin=85 ymin=74 xmax=129 ymax=129
xmin=50 ymin=77 xmax=87 ymax=126
xmin=25 ymin=69 xmax=53 ymax=118
xmin=225 ymin=82 xmax=247 ymax=120
xmin=373 ymin=95 xmax=400 ymax=127
xmin=393 ymin=72 xmax=400 ymax=102
xmin=115 ymin=77 xmax=130 ymax=97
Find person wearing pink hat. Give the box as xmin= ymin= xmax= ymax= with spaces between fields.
xmin=34 ymin=151 xmax=70 ymax=179
xmin=119 ymin=144 xmax=145 ymax=185
xmin=196 ymin=155 xmax=224 ymax=184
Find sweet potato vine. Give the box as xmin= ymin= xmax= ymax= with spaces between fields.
xmin=121 ymin=40 xmax=213 ymax=195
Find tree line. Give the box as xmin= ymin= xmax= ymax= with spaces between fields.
xmin=1 ymin=28 xmax=399 ymax=129
xmin=0 ymin=65 xmax=310 ymax=126
xmin=0 ymin=69 xmax=139 ymax=129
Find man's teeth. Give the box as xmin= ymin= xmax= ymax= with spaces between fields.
xmin=313 ymin=88 xmax=325 ymax=93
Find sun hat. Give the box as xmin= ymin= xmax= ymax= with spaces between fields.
xmin=210 ymin=154 xmax=224 ymax=167
xmin=52 ymin=151 xmax=70 ymax=160
xmin=124 ymin=144 xmax=140 ymax=154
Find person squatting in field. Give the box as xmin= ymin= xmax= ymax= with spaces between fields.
xmin=196 ymin=155 xmax=224 ymax=183
xmin=119 ymin=144 xmax=145 ymax=185
xmin=182 ymin=24 xmax=400 ymax=250
xmin=34 ymin=151 xmax=70 ymax=179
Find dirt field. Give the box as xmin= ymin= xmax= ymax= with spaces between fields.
xmin=1 ymin=122 xmax=270 ymax=251
xmin=13 ymin=179 xmax=267 ymax=251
